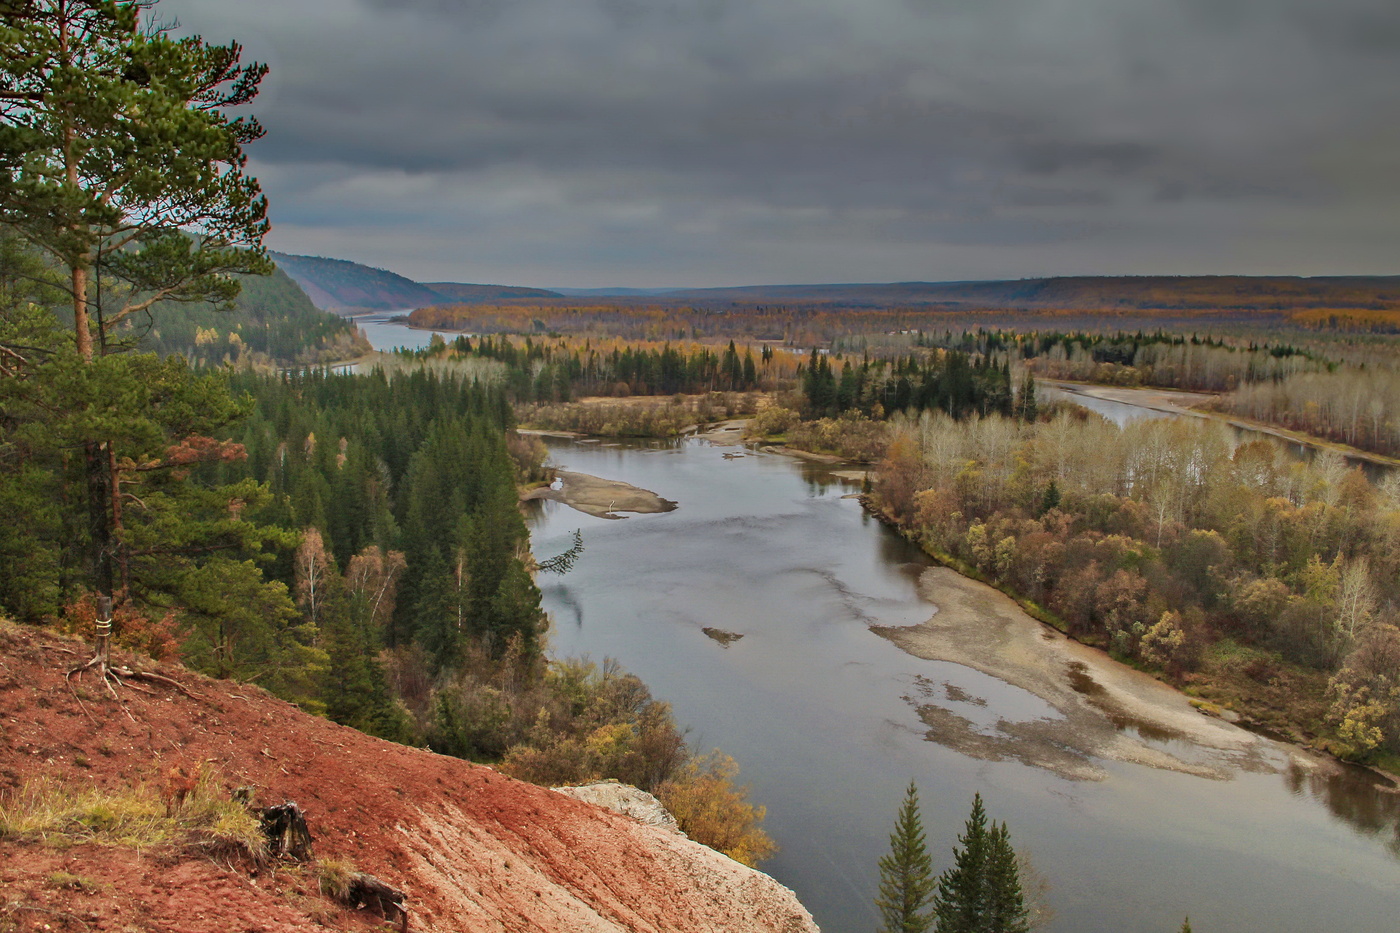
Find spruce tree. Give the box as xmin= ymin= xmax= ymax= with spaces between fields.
xmin=934 ymin=793 xmax=990 ymax=933
xmin=983 ymin=822 xmax=1029 ymax=933
xmin=876 ymin=781 xmax=935 ymax=933
xmin=933 ymin=793 xmax=1030 ymax=933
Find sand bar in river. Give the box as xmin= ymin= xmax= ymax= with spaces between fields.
xmin=875 ymin=567 xmax=1314 ymax=781
xmin=521 ymin=470 xmax=677 ymax=519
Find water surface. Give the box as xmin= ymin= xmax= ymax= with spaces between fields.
xmin=528 ymin=437 xmax=1400 ymax=933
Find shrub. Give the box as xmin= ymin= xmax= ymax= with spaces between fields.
xmin=657 ymin=752 xmax=776 ymax=867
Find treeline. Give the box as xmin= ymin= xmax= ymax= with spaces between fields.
xmin=408 ymin=333 xmax=774 ymax=400
xmin=798 ymin=348 xmax=1033 ymax=422
xmin=407 ymin=295 xmax=1386 ymax=353
xmin=1216 ymin=368 xmax=1400 ymax=458
xmin=854 ymin=327 xmax=1327 ymax=393
xmin=874 ymin=410 xmax=1400 ymax=760
xmin=1019 ymin=332 xmax=1325 ymax=392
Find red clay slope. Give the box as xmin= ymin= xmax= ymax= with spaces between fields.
xmin=0 ymin=623 xmax=818 ymax=933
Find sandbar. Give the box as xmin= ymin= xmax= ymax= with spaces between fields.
xmin=875 ymin=566 xmax=1299 ymax=781
xmin=521 ymin=470 xmax=677 ymax=520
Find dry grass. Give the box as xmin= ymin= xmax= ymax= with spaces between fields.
xmin=0 ymin=764 xmax=266 ymax=863
xmin=314 ymin=858 xmax=358 ymax=902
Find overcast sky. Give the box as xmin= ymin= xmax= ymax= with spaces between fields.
xmin=165 ymin=0 xmax=1400 ymax=288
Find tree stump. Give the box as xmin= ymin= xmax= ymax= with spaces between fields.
xmin=347 ymin=873 xmax=409 ymax=931
xmin=259 ymin=802 xmax=314 ymax=861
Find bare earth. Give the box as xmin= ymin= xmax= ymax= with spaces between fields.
xmin=0 ymin=624 xmax=818 ymax=933
xmin=875 ymin=567 xmax=1306 ymax=782
xmin=691 ymin=419 xmax=749 ymax=445
xmin=521 ymin=470 xmax=678 ymax=519
xmin=1040 ymin=379 xmax=1217 ymax=415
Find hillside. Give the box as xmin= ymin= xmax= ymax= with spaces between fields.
xmin=426 ymin=282 xmax=562 ymax=301
xmin=270 ymin=252 xmax=445 ymax=313
xmin=142 ymin=264 xmax=369 ymax=365
xmin=0 ymin=622 xmax=818 ymax=933
xmin=269 ymin=254 xmax=564 ymax=313
xmin=657 ymin=275 xmax=1400 ymax=311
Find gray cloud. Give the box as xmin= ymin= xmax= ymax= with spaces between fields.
xmin=164 ymin=0 xmax=1400 ymax=285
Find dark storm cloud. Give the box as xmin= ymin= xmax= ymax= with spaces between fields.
xmin=165 ymin=0 xmax=1400 ymax=284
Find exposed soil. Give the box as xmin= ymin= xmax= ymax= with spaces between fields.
xmin=875 ymin=567 xmax=1308 ymax=782
xmin=520 ymin=471 xmax=678 ymax=519
xmin=0 ymin=623 xmax=817 ymax=933
xmin=689 ymin=420 xmax=748 ymax=445
xmin=757 ymin=446 xmax=847 ymax=464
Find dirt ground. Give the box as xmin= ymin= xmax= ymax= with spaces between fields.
xmin=874 ymin=567 xmax=1331 ymax=782
xmin=520 ymin=470 xmax=678 ymax=519
xmin=0 ymin=623 xmax=816 ymax=933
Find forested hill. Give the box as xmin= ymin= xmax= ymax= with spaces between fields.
xmin=426 ymin=282 xmax=563 ymax=301
xmin=142 ymin=263 xmax=369 ymax=366
xmin=270 ymin=251 xmax=445 ymax=313
xmin=657 ymin=275 xmax=1400 ymax=311
xmin=270 ymin=252 xmax=562 ymax=312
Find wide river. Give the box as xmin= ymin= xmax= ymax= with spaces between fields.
xmin=526 ymin=436 xmax=1400 ymax=933
xmin=353 ymin=322 xmax=1399 ymax=931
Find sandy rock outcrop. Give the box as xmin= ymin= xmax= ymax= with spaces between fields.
xmin=549 ymin=781 xmax=820 ymax=933
xmin=553 ymin=780 xmax=681 ymax=834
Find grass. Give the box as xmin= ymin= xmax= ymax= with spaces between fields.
xmin=0 ymin=765 xmax=266 ymax=863
xmin=314 ymin=858 xmax=358 ymax=902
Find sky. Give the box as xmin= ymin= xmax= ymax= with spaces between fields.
xmin=165 ymin=0 xmax=1400 ymax=288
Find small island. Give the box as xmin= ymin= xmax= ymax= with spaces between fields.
xmin=521 ymin=470 xmax=678 ymax=519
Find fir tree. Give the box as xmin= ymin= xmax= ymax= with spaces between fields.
xmin=1017 ymin=372 xmax=1038 ymax=422
xmin=933 ymin=794 xmax=1029 ymax=933
xmin=876 ymin=781 xmax=935 ymax=933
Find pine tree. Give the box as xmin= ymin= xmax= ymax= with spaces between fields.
xmin=1 ymin=0 xmax=272 ymax=600
xmin=933 ymin=794 xmax=1029 ymax=933
xmin=876 ymin=781 xmax=935 ymax=933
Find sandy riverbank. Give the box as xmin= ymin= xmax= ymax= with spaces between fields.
xmin=1040 ymin=378 xmax=1217 ymax=415
xmin=875 ymin=566 xmax=1311 ymax=781
xmin=521 ymin=470 xmax=677 ymax=519
xmin=1043 ymin=379 xmax=1400 ymax=468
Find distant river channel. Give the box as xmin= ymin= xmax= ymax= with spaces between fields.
xmin=351 ymin=322 xmax=1400 ymax=932
xmin=526 ymin=437 xmax=1400 ymax=933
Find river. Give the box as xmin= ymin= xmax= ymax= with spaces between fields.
xmin=526 ymin=437 xmax=1400 ymax=933
xmin=352 ymin=313 xmax=455 ymax=353
xmin=352 ymin=321 xmax=1400 ymax=931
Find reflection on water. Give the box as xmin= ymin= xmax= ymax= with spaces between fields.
xmin=1284 ymin=759 xmax=1400 ymax=856
xmin=529 ymin=436 xmax=1400 ymax=933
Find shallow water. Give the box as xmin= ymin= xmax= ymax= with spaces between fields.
xmin=527 ymin=437 xmax=1400 ymax=933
